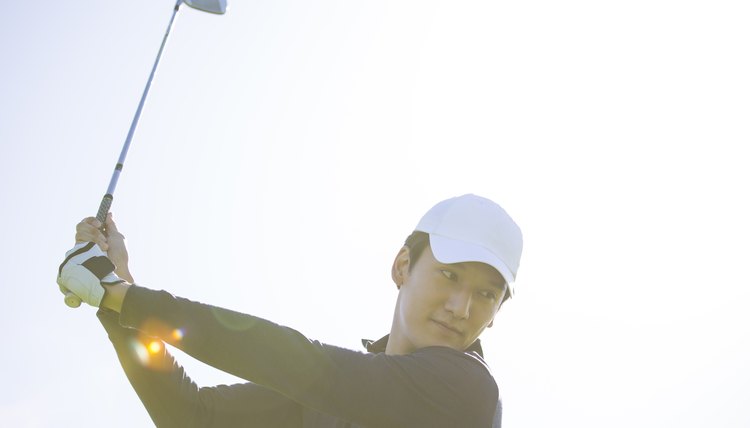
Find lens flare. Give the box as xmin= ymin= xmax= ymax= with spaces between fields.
xmin=148 ymin=341 xmax=162 ymax=354
xmin=129 ymin=338 xmax=149 ymax=365
xmin=172 ymin=328 xmax=184 ymax=341
xmin=127 ymin=336 xmax=171 ymax=371
xmin=211 ymin=307 xmax=258 ymax=331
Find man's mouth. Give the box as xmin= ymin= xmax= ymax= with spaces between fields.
xmin=431 ymin=319 xmax=463 ymax=336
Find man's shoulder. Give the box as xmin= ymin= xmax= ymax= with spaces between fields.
xmin=321 ymin=341 xmax=500 ymax=426
xmin=413 ymin=345 xmax=496 ymax=385
xmin=362 ymin=335 xmax=497 ymax=395
xmin=407 ymin=346 xmax=500 ymax=424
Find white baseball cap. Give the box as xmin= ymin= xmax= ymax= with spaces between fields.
xmin=415 ymin=194 xmax=523 ymax=297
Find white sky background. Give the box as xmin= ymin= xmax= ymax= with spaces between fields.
xmin=1 ymin=0 xmax=749 ymax=426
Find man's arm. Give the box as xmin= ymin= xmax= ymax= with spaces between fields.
xmin=116 ymin=286 xmax=499 ymax=428
xmin=101 ymin=282 xmax=130 ymax=313
xmin=96 ymin=307 xmax=302 ymax=428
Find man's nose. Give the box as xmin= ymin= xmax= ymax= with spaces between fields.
xmin=445 ymin=290 xmax=471 ymax=319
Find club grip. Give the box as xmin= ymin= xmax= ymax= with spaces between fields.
xmin=96 ymin=194 xmax=114 ymax=225
xmin=64 ymin=291 xmax=82 ymax=308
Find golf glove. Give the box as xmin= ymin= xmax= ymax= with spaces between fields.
xmin=57 ymin=242 xmax=125 ymax=307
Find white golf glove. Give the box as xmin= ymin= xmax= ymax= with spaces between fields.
xmin=57 ymin=242 xmax=126 ymax=307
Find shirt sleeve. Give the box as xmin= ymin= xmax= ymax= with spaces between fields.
xmin=97 ymin=308 xmax=302 ymax=428
xmin=118 ymin=286 xmax=499 ymax=428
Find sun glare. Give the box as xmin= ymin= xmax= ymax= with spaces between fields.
xmin=148 ymin=341 xmax=162 ymax=354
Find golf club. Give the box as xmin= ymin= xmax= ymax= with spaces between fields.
xmin=63 ymin=0 xmax=227 ymax=308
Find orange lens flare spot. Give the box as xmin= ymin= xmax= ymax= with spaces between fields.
xmin=172 ymin=329 xmax=184 ymax=341
xmin=128 ymin=337 xmax=171 ymax=371
xmin=148 ymin=341 xmax=162 ymax=354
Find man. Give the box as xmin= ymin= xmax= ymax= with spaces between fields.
xmin=58 ymin=194 xmax=523 ymax=427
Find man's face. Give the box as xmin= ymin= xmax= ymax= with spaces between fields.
xmin=387 ymin=245 xmax=507 ymax=355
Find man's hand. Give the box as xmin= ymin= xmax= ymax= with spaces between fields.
xmin=58 ymin=213 xmax=133 ymax=307
xmin=57 ymin=242 xmax=126 ymax=307
xmin=75 ymin=214 xmax=133 ymax=282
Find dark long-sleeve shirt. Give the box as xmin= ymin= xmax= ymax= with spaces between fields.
xmin=97 ymin=285 xmax=502 ymax=427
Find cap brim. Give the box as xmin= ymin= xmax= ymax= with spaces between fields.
xmin=428 ymin=234 xmax=515 ymax=297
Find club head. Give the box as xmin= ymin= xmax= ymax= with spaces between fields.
xmin=183 ymin=0 xmax=227 ymax=14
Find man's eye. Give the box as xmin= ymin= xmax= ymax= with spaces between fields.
xmin=441 ymin=270 xmax=457 ymax=281
xmin=479 ymin=290 xmax=498 ymax=301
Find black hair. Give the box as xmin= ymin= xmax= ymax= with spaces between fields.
xmin=403 ymin=231 xmax=430 ymax=272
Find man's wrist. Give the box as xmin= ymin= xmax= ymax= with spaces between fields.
xmin=101 ymin=282 xmax=132 ymax=313
xmin=117 ymin=270 xmax=134 ymax=283
xmin=111 ymin=261 xmax=133 ymax=283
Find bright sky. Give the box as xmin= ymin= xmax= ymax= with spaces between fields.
xmin=1 ymin=0 xmax=749 ymax=427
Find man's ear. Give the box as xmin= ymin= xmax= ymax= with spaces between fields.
xmin=391 ymin=246 xmax=410 ymax=289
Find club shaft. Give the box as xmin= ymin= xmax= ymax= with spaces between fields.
xmin=99 ymin=0 xmax=183 ymax=222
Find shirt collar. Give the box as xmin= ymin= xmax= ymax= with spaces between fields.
xmin=361 ymin=335 xmax=485 ymax=358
